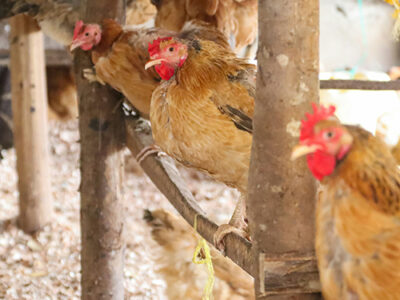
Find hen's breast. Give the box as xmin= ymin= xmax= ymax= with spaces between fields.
xmin=317 ymin=180 xmax=400 ymax=300
xmin=150 ymin=81 xmax=252 ymax=192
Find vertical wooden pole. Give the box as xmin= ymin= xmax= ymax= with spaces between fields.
xmin=248 ymin=0 xmax=321 ymax=299
xmin=73 ymin=1 xmax=126 ymax=299
xmin=9 ymin=15 xmax=52 ymax=233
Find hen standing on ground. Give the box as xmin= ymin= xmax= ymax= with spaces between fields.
xmin=69 ymin=19 xmax=229 ymax=118
xmin=145 ymin=36 xmax=255 ymax=249
xmin=144 ymin=209 xmax=254 ymax=300
xmin=292 ymin=104 xmax=400 ymax=300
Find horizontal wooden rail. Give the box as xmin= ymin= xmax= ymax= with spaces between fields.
xmin=320 ymin=79 xmax=400 ymax=90
xmin=0 ymin=49 xmax=72 ymax=66
xmin=124 ymin=114 xmax=254 ymax=276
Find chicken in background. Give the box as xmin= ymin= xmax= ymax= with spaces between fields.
xmin=292 ymin=104 xmax=400 ymax=300
xmin=0 ymin=0 xmax=156 ymax=46
xmin=0 ymin=65 xmax=77 ymax=154
xmin=152 ymin=0 xmax=258 ymax=57
xmin=320 ymin=71 xmax=400 ymax=164
xmin=145 ymin=36 xmax=254 ymax=249
xmin=144 ymin=209 xmax=254 ymax=300
xmin=69 ymin=19 xmax=229 ymax=118
xmin=320 ymin=71 xmax=400 ymax=135
xmin=126 ymin=0 xmax=156 ymax=26
xmin=0 ymin=67 xmax=13 ymax=153
xmin=47 ymin=66 xmax=78 ymax=120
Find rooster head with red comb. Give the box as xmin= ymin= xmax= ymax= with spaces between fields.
xmin=291 ymin=103 xmax=353 ymax=180
xmin=145 ymin=37 xmax=188 ymax=81
xmin=70 ymin=20 xmax=101 ymax=51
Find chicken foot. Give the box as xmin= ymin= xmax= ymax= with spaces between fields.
xmin=136 ymin=144 xmax=166 ymax=164
xmin=213 ymin=195 xmax=250 ymax=253
xmin=82 ymin=67 xmax=105 ymax=85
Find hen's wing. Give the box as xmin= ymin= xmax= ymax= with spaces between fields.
xmin=209 ymin=60 xmax=255 ymax=134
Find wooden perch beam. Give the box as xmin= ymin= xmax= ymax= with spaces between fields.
xmin=9 ymin=15 xmax=52 ymax=233
xmin=124 ymin=115 xmax=255 ymax=276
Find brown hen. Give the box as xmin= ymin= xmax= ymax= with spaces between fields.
xmin=145 ymin=36 xmax=255 ymax=248
xmin=292 ymin=104 xmax=400 ymax=300
xmin=144 ymin=209 xmax=254 ymax=300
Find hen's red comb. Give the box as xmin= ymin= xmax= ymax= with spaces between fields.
xmin=300 ymin=103 xmax=336 ymax=141
xmin=73 ymin=20 xmax=84 ymax=40
xmin=148 ymin=37 xmax=172 ymax=56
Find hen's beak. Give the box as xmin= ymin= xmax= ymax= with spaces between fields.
xmin=70 ymin=40 xmax=84 ymax=52
xmin=145 ymin=58 xmax=165 ymax=70
xmin=291 ymin=144 xmax=320 ymax=161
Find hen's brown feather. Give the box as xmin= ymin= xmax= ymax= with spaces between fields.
xmin=126 ymin=0 xmax=156 ymax=25
xmin=316 ymin=125 xmax=400 ymax=300
xmin=154 ymin=0 xmax=257 ymax=52
xmin=392 ymin=139 xmax=400 ymax=165
xmin=144 ymin=209 xmax=254 ymax=300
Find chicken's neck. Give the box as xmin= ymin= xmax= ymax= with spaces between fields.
xmin=327 ymin=125 xmax=400 ymax=215
xmin=91 ymin=19 xmax=123 ymax=64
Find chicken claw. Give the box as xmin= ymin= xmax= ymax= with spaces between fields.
xmin=213 ymin=195 xmax=250 ymax=253
xmin=213 ymin=223 xmax=250 ymax=254
xmin=136 ymin=144 xmax=166 ymax=164
xmin=82 ymin=68 xmax=105 ymax=85
xmin=122 ymin=101 xmax=140 ymax=117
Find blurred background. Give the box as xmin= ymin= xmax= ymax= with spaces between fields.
xmin=0 ymin=0 xmax=399 ymax=299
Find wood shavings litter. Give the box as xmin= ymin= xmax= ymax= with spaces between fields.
xmin=0 ymin=120 xmax=238 ymax=299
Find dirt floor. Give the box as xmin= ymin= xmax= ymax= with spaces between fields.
xmin=0 ymin=120 xmax=239 ymax=300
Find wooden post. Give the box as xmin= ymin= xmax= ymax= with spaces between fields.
xmin=9 ymin=15 xmax=52 ymax=233
xmin=73 ymin=1 xmax=126 ymax=299
xmin=248 ymin=0 xmax=321 ymax=299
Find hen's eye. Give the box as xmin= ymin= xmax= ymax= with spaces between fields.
xmin=85 ymin=32 xmax=89 ymax=36
xmin=324 ymin=131 xmax=335 ymax=139
xmin=169 ymin=47 xmax=174 ymax=52
xmin=94 ymin=32 xmax=97 ymax=36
